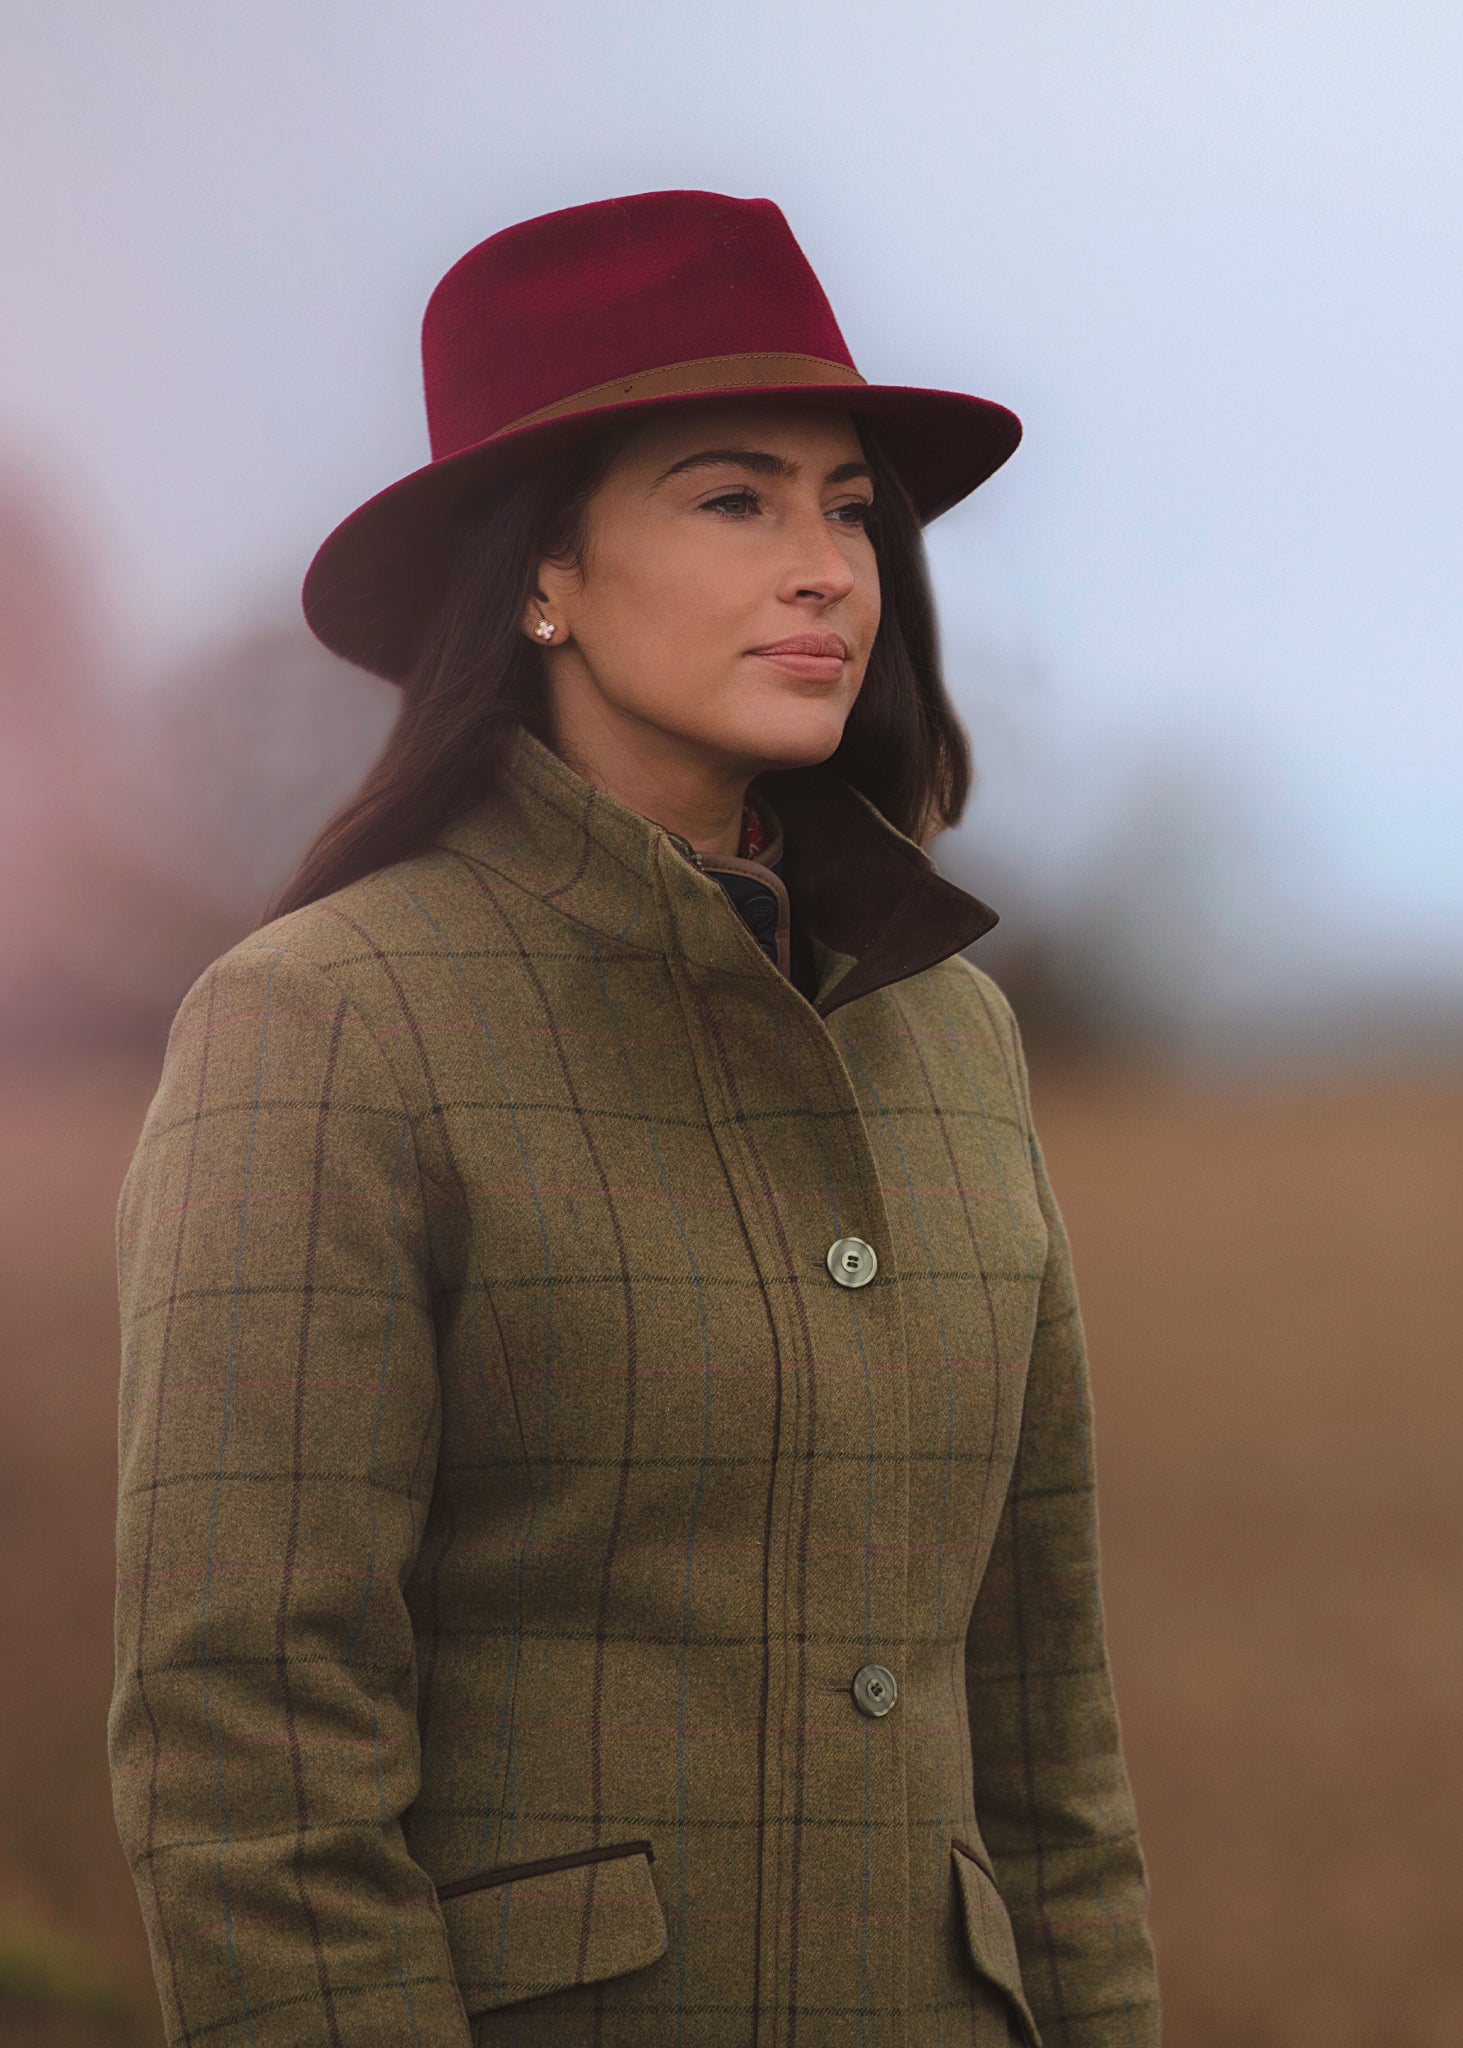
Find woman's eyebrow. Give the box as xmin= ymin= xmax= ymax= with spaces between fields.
xmin=652 ymin=448 xmax=793 ymax=486
xmin=650 ymin=448 xmax=873 ymax=488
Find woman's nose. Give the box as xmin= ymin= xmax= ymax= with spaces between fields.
xmin=781 ymin=506 xmax=857 ymax=602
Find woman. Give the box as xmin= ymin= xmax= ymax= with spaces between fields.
xmin=110 ymin=189 xmax=1160 ymax=2048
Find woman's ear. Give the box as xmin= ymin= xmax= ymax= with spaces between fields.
xmin=522 ymin=559 xmax=578 ymax=646
xmin=520 ymin=577 xmax=562 ymax=646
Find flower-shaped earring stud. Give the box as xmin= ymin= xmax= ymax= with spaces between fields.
xmin=534 ymin=617 xmax=556 ymax=642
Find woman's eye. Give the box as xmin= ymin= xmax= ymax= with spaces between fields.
xmin=703 ymin=489 xmax=761 ymax=517
xmin=698 ymin=490 xmax=875 ymax=526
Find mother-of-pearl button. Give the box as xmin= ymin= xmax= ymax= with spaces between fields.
xmin=826 ymin=1237 xmax=877 ymax=1288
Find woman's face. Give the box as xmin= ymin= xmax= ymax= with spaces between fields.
xmin=527 ymin=401 xmax=881 ymax=788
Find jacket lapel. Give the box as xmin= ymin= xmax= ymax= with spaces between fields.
xmin=435 ymin=721 xmax=998 ymax=1018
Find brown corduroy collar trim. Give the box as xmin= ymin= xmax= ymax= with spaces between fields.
xmin=436 ymin=721 xmax=998 ymax=1019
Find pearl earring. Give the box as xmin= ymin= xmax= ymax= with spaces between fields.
xmin=534 ymin=617 xmax=555 ymax=642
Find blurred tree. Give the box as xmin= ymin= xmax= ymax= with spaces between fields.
xmin=0 ymin=467 xmax=402 ymax=1054
xmin=0 ymin=477 xmax=243 ymax=1053
xmin=121 ymin=621 xmax=397 ymax=924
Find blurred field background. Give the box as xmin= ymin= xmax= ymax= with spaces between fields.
xmin=3 ymin=4 xmax=1462 ymax=2044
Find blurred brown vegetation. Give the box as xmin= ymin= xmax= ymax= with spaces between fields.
xmin=2 ymin=477 xmax=1462 ymax=2043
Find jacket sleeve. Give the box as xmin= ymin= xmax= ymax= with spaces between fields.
xmin=963 ymin=998 xmax=1161 ymax=2047
xmin=109 ymin=938 xmax=473 ymax=2048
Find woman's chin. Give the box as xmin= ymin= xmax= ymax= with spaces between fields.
xmin=725 ymin=702 xmax=852 ymax=772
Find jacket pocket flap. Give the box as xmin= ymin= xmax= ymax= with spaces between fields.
xmin=437 ymin=1839 xmax=667 ymax=2014
xmin=951 ymin=1838 xmax=1042 ymax=2046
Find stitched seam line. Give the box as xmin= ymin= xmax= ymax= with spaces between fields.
xmin=249 ymin=934 xmax=449 ymax=1206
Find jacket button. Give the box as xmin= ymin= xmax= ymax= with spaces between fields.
xmin=851 ymin=1663 xmax=898 ymax=1717
xmin=744 ymin=895 xmax=777 ymax=933
xmin=827 ymin=1236 xmax=877 ymax=1287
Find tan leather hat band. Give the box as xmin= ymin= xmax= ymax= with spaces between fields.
xmin=498 ymin=352 xmax=869 ymax=435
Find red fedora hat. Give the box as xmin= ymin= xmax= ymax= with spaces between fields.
xmin=302 ymin=189 xmax=1022 ymax=682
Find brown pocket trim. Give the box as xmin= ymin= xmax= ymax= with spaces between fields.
xmin=951 ymin=1833 xmax=997 ymax=1882
xmin=436 ymin=1837 xmax=655 ymax=1902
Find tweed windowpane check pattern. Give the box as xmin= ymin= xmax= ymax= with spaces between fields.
xmin=111 ymin=722 xmax=1159 ymax=2046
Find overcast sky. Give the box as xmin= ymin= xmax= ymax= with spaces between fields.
xmin=4 ymin=1 xmax=1460 ymax=1002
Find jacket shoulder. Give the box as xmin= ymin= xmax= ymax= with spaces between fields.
xmin=178 ymin=843 xmax=467 ymax=1019
xmin=246 ymin=846 xmax=456 ymax=978
xmin=125 ymin=868 xmax=437 ymax=1227
xmin=948 ymin=950 xmax=1020 ymax=1045
xmin=949 ymin=950 xmax=1015 ymax=1019
xmin=945 ymin=952 xmax=1033 ymax=1129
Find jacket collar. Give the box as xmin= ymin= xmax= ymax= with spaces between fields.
xmin=435 ymin=721 xmax=997 ymax=1018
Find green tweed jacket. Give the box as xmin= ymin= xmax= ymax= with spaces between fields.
xmin=110 ymin=720 xmax=1160 ymax=2048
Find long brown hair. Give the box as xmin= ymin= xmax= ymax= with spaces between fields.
xmin=263 ymin=414 xmax=972 ymax=923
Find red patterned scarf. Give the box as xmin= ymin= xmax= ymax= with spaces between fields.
xmin=738 ymin=798 xmax=769 ymax=861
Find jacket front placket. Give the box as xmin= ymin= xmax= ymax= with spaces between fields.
xmin=652 ymin=831 xmax=915 ymax=2048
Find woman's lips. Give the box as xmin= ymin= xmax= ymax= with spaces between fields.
xmin=748 ymin=634 xmax=849 ymax=684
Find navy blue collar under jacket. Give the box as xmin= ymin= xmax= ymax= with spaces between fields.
xmin=689 ymin=798 xmax=820 ymax=1003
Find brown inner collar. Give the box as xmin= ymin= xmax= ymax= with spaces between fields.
xmin=666 ymin=762 xmax=998 ymax=1017
xmin=751 ymin=762 xmax=998 ymax=1016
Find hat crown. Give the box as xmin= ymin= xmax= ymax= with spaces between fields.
xmin=421 ymin=189 xmax=857 ymax=461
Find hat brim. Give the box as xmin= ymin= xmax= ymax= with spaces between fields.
xmin=301 ymin=382 xmax=1021 ymax=683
